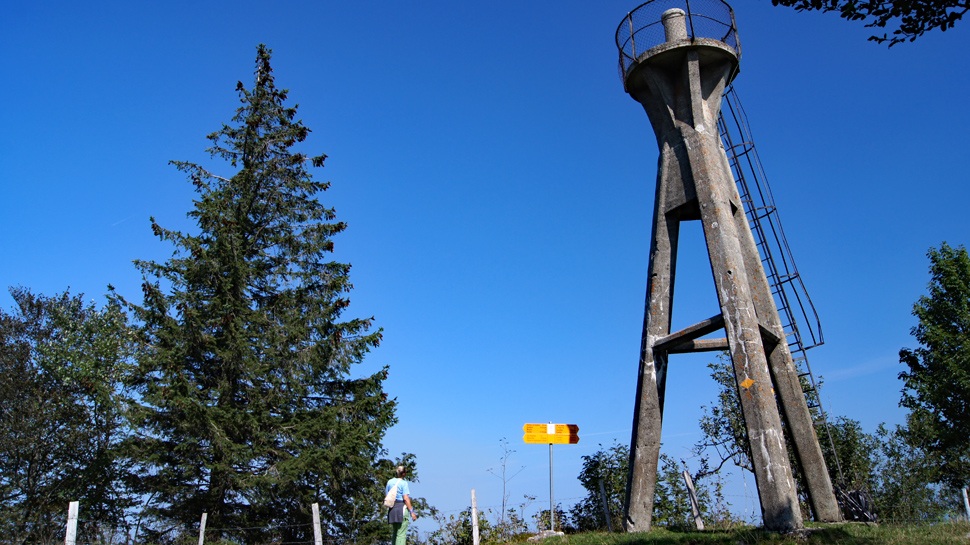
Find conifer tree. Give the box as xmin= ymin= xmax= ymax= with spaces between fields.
xmin=118 ymin=45 xmax=396 ymax=542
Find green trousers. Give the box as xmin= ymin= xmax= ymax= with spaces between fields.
xmin=391 ymin=517 xmax=409 ymax=545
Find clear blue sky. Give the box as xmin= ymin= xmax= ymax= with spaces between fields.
xmin=3 ymin=0 xmax=968 ymax=533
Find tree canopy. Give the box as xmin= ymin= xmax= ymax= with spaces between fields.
xmin=899 ymin=242 xmax=970 ymax=488
xmin=770 ymin=0 xmax=968 ymax=45
xmin=116 ymin=44 xmax=397 ymax=542
xmin=0 ymin=288 xmax=135 ymax=543
xmin=569 ymin=442 xmax=733 ymax=532
xmin=696 ymin=349 xmax=961 ymax=521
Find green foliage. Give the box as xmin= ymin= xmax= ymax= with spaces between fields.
xmin=425 ymin=505 xmax=529 ymax=545
xmin=869 ymin=423 xmax=961 ymax=522
xmin=898 ymin=242 xmax=970 ymax=489
xmin=426 ymin=507 xmax=488 ymax=545
xmin=653 ymin=454 xmax=736 ymax=530
xmin=533 ymin=504 xmax=569 ymax=533
xmin=0 ymin=288 xmax=135 ymax=542
xmin=696 ymin=354 xmax=753 ymax=474
xmin=569 ymin=442 xmax=627 ymax=532
xmin=696 ymin=346 xmax=961 ymax=523
xmin=770 ymin=0 xmax=968 ymax=46
xmin=808 ymin=417 xmax=959 ymax=522
xmin=816 ymin=417 xmax=878 ymax=493
xmin=696 ymin=352 xmax=846 ymax=518
xmin=569 ymin=442 xmax=736 ymax=533
xmin=116 ymin=45 xmax=396 ymax=542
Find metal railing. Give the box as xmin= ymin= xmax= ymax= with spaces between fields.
xmin=615 ymin=0 xmax=740 ymax=82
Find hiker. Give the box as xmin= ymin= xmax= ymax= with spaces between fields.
xmin=386 ymin=465 xmax=417 ymax=545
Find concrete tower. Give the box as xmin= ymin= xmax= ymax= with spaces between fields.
xmin=615 ymin=1 xmax=841 ymax=533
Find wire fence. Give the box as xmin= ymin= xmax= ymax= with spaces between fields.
xmin=10 ymin=491 xmax=967 ymax=545
xmin=3 ymin=507 xmax=346 ymax=545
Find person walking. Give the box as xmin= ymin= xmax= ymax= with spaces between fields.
xmin=386 ymin=466 xmax=417 ymax=545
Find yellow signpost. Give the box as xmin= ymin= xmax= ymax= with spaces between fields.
xmin=522 ymin=423 xmax=579 ymax=533
xmin=522 ymin=423 xmax=579 ymax=444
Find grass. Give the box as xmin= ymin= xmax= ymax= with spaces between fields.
xmin=532 ymin=521 xmax=970 ymax=545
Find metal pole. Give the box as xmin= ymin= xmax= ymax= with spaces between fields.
xmin=685 ymin=0 xmax=695 ymax=41
xmin=549 ymin=442 xmax=555 ymax=532
xmin=628 ymin=13 xmax=636 ymax=59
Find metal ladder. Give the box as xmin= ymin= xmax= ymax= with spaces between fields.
xmin=716 ymin=86 xmax=843 ymax=481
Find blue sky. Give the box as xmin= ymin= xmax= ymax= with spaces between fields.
xmin=3 ymin=0 xmax=968 ymax=534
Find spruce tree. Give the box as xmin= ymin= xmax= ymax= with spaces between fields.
xmin=119 ymin=45 xmax=396 ymax=542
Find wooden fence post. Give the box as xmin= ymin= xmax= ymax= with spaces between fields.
xmin=312 ymin=503 xmax=324 ymax=545
xmin=64 ymin=501 xmax=79 ymax=545
xmin=198 ymin=512 xmax=207 ymax=545
xmin=471 ymin=489 xmax=480 ymax=545
xmin=597 ymin=479 xmax=613 ymax=532
xmin=962 ymin=487 xmax=970 ymax=521
xmin=682 ymin=470 xmax=704 ymax=530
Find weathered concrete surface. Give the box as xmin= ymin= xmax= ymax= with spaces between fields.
xmin=730 ymin=195 xmax=842 ymax=522
xmin=619 ymin=6 xmax=837 ymax=532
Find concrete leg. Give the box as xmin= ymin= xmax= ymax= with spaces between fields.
xmin=726 ymin=162 xmax=842 ymax=523
xmin=686 ymin=127 xmax=802 ymax=532
xmin=624 ymin=157 xmax=680 ymax=533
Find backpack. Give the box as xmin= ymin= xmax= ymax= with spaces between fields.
xmin=383 ymin=478 xmax=401 ymax=508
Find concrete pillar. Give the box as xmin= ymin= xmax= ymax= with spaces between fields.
xmin=726 ymin=155 xmax=842 ymax=523
xmin=624 ymin=175 xmax=679 ymax=532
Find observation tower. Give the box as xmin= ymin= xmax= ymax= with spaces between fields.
xmin=614 ymin=0 xmax=841 ymax=532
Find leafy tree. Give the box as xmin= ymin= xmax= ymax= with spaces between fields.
xmin=425 ymin=504 xmax=531 ymax=545
xmin=651 ymin=454 xmax=697 ymax=530
xmin=695 ymin=354 xmax=868 ymax=516
xmin=870 ymin=422 xmax=960 ymax=521
xmin=696 ymin=347 xmax=962 ymax=522
xmin=770 ymin=0 xmax=968 ymax=46
xmin=819 ymin=417 xmax=879 ymax=488
xmin=116 ymin=45 xmax=396 ymax=543
xmin=570 ymin=442 xmax=628 ymax=532
xmin=696 ymin=354 xmax=753 ymax=475
xmin=898 ymin=242 xmax=970 ymax=488
xmin=533 ymin=504 xmax=569 ymax=533
xmin=426 ymin=507 xmax=491 ymax=545
xmin=0 ymin=288 xmax=135 ymax=543
xmin=570 ymin=442 xmax=733 ymax=532
xmin=653 ymin=454 xmax=734 ymax=530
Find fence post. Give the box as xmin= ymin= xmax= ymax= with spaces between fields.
xmin=682 ymin=470 xmax=705 ymax=530
xmin=962 ymin=487 xmax=970 ymax=521
xmin=64 ymin=501 xmax=79 ymax=545
xmin=471 ymin=489 xmax=480 ymax=545
xmin=597 ymin=479 xmax=613 ymax=532
xmin=312 ymin=503 xmax=324 ymax=545
xmin=198 ymin=513 xmax=207 ymax=545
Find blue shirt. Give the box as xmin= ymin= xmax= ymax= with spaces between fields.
xmin=385 ymin=478 xmax=411 ymax=502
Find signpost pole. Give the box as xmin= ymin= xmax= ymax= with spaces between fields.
xmin=522 ymin=421 xmax=580 ymax=533
xmin=549 ymin=442 xmax=554 ymax=532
